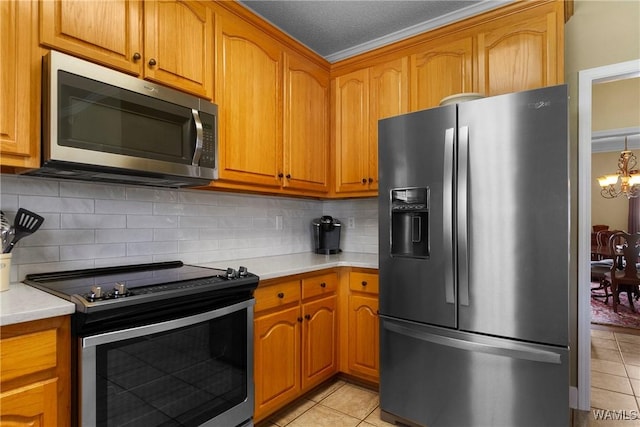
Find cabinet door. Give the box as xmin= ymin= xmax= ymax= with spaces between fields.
xmin=283 ymin=52 xmax=329 ymax=193
xmin=254 ymin=306 xmax=301 ymax=420
xmin=216 ymin=13 xmax=282 ymax=187
xmin=334 ymin=69 xmax=370 ymax=193
xmin=477 ymin=4 xmax=561 ymax=96
xmin=0 ymin=378 xmax=58 ymax=426
xmin=410 ymin=36 xmax=474 ymax=110
xmin=1 ymin=0 xmax=39 ymax=169
xmin=144 ymin=0 xmax=213 ymax=99
xmin=40 ymin=0 xmax=142 ymax=75
xmin=301 ymin=295 xmax=337 ymax=391
xmin=348 ymin=294 xmax=379 ymax=380
xmin=369 ymin=58 xmax=410 ymax=191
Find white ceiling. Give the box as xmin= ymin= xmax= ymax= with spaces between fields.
xmin=237 ymin=0 xmax=510 ymax=62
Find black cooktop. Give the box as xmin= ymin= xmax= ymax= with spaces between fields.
xmin=24 ymin=261 xmax=259 ymax=313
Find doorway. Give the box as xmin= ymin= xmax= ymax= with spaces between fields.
xmin=577 ymin=59 xmax=640 ymax=411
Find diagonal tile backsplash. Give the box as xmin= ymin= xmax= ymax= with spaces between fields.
xmin=0 ymin=174 xmax=378 ymax=282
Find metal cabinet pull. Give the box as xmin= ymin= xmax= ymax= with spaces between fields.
xmin=361 ymin=281 xmax=367 ymax=286
xmin=304 ymin=314 xmax=311 ymax=320
xmin=320 ymin=282 xmax=326 ymax=288
xmin=133 ymin=52 xmax=141 ymax=61
xmin=277 ymin=292 xmax=284 ymax=299
xmin=148 ymin=58 xmax=157 ymax=66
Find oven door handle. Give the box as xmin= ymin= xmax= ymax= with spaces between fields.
xmin=82 ymin=298 xmax=254 ymax=348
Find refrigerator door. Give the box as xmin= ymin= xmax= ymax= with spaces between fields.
xmin=380 ymin=316 xmax=569 ymax=427
xmin=456 ymin=85 xmax=569 ymax=346
xmin=378 ymin=105 xmax=457 ymax=328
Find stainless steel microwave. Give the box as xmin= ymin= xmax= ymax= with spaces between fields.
xmin=25 ymin=51 xmax=218 ymax=188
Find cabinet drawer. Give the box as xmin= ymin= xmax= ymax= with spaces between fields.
xmin=254 ymin=280 xmax=301 ymax=313
xmin=349 ymin=272 xmax=379 ymax=294
xmin=0 ymin=329 xmax=57 ymax=383
xmin=302 ymin=273 xmax=337 ymax=300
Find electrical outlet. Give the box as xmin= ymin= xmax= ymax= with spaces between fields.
xmin=347 ymin=217 xmax=355 ymax=229
xmin=275 ymin=215 xmax=283 ymax=230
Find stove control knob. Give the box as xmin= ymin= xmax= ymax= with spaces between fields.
xmin=113 ymin=282 xmax=127 ymax=296
xmin=238 ymin=266 xmax=248 ymax=277
xmin=90 ymin=285 xmax=102 ymax=299
xmin=226 ymin=268 xmax=237 ymax=279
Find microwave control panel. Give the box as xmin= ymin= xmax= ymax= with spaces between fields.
xmin=200 ymin=112 xmax=217 ymax=169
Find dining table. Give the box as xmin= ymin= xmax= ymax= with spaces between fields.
xmin=591 ymin=244 xmax=624 ymax=269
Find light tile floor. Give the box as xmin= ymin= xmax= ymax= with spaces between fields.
xmin=258 ymin=327 xmax=640 ymax=427
xmin=256 ymin=380 xmax=393 ymax=427
xmin=589 ymin=327 xmax=640 ymax=426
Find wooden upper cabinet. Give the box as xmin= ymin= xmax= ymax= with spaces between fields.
xmin=40 ymin=0 xmax=213 ymax=98
xmin=476 ymin=2 xmax=562 ymax=96
xmin=410 ymin=36 xmax=473 ymax=111
xmin=334 ymin=58 xmax=408 ymax=195
xmin=40 ymin=0 xmax=143 ymax=75
xmin=215 ymin=12 xmax=282 ymax=187
xmin=283 ymin=52 xmax=329 ymax=193
xmin=369 ymin=58 xmax=410 ymax=191
xmin=1 ymin=0 xmax=40 ymax=169
xmin=334 ymin=68 xmax=370 ymax=193
xmin=144 ymin=1 xmax=213 ymax=98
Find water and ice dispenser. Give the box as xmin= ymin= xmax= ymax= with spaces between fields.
xmin=390 ymin=187 xmax=429 ymax=258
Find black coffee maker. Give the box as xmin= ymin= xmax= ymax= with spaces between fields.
xmin=312 ymin=216 xmax=342 ymax=254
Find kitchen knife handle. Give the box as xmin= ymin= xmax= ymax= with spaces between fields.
xmin=443 ymin=128 xmax=455 ymax=304
xmin=191 ymin=109 xmax=204 ymax=166
xmin=457 ymin=126 xmax=470 ymax=307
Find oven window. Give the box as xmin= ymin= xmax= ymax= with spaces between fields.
xmin=94 ymin=309 xmax=247 ymax=426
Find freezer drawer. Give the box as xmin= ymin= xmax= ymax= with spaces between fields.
xmin=380 ymin=317 xmax=569 ymax=427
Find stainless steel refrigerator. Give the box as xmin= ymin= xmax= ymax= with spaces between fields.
xmin=378 ymin=85 xmax=569 ymax=427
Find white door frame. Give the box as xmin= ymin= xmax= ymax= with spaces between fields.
xmin=576 ymin=59 xmax=640 ymax=411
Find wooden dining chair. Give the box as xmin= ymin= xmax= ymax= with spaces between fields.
xmin=605 ymin=231 xmax=640 ymax=313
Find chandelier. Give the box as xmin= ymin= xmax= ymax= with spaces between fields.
xmin=597 ymin=137 xmax=640 ymax=199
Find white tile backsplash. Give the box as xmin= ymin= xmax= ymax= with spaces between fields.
xmin=0 ymin=174 xmax=378 ymax=281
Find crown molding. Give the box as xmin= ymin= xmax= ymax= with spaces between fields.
xmin=591 ymin=126 xmax=640 ymax=153
xmin=324 ymin=0 xmax=511 ymax=63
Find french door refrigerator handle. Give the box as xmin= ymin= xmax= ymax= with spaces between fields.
xmin=443 ymin=128 xmax=455 ymax=304
xmin=382 ymin=317 xmax=562 ymax=365
xmin=458 ymin=126 xmax=470 ymax=306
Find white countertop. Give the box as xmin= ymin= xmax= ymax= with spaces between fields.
xmin=0 ymin=252 xmax=378 ymax=326
xmin=0 ymin=282 xmax=76 ymax=326
xmin=200 ymin=252 xmax=378 ymax=281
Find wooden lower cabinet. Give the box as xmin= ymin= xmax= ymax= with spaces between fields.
xmin=0 ymin=379 xmax=58 ymax=426
xmin=254 ymin=305 xmax=301 ymax=418
xmin=346 ymin=271 xmax=380 ymax=382
xmin=301 ymin=295 xmax=337 ymax=390
xmin=253 ymin=271 xmax=338 ymax=422
xmin=0 ymin=316 xmax=71 ymax=427
xmin=348 ymin=294 xmax=379 ymax=380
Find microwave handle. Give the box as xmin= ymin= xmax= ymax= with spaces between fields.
xmin=191 ymin=109 xmax=204 ymax=166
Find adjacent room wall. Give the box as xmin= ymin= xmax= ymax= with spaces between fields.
xmin=590 ymin=77 xmax=640 ymax=232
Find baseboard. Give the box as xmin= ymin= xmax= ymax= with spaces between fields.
xmin=570 ymin=386 xmax=578 ymax=408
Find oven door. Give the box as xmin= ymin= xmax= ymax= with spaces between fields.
xmin=80 ymin=299 xmax=254 ymax=427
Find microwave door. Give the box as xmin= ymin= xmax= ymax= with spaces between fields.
xmin=31 ymin=50 xmax=218 ymax=187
